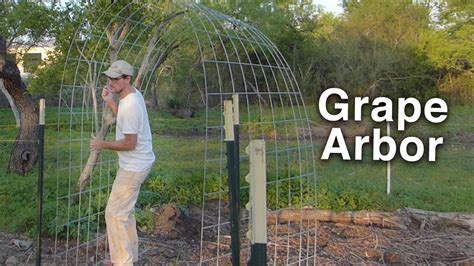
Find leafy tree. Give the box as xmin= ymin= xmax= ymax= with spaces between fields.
xmin=0 ymin=1 xmax=58 ymax=175
xmin=197 ymin=0 xmax=321 ymax=106
xmin=420 ymin=0 xmax=473 ymax=103
xmin=307 ymin=0 xmax=439 ymax=102
xmin=343 ymin=0 xmax=431 ymax=48
xmin=28 ymin=3 xmax=84 ymax=97
xmin=0 ymin=1 xmax=58 ymax=48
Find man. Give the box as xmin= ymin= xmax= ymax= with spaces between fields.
xmin=91 ymin=60 xmax=155 ymax=266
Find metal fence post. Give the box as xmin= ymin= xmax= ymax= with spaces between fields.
xmin=36 ymin=99 xmax=45 ymax=266
xmin=224 ymin=99 xmax=241 ymax=265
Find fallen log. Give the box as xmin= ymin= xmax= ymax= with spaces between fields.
xmin=268 ymin=209 xmax=410 ymax=230
xmin=400 ymin=207 xmax=474 ymax=231
xmin=267 ymin=208 xmax=474 ymax=231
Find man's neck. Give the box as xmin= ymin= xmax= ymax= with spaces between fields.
xmin=119 ymin=85 xmax=135 ymax=100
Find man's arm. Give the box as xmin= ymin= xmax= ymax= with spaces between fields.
xmin=90 ymin=133 xmax=137 ymax=151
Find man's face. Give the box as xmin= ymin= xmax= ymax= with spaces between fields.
xmin=107 ymin=75 xmax=129 ymax=93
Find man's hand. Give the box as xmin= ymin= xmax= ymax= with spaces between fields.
xmin=90 ymin=137 xmax=103 ymax=151
xmin=102 ymin=85 xmax=113 ymax=103
xmin=101 ymin=85 xmax=119 ymax=115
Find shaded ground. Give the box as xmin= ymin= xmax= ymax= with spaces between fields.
xmin=1 ymin=205 xmax=473 ymax=265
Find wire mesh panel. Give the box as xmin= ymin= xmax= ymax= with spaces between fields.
xmin=54 ymin=2 xmax=317 ymax=265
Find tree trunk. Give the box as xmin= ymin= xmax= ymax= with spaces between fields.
xmin=0 ymin=36 xmax=38 ymax=175
xmin=133 ymin=10 xmax=185 ymax=89
xmin=6 ymin=84 xmax=38 ymax=175
xmin=150 ymin=76 xmax=159 ymax=111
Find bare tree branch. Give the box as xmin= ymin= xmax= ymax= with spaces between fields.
xmin=0 ymin=79 xmax=20 ymax=127
xmin=134 ymin=10 xmax=186 ymax=88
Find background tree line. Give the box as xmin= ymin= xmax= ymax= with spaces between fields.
xmin=211 ymin=0 xmax=472 ymax=105
xmin=2 ymin=0 xmax=472 ymax=109
xmin=2 ymin=0 xmax=471 ymax=175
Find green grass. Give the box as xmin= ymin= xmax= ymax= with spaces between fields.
xmin=0 ymin=104 xmax=472 ymax=237
xmin=314 ymin=104 xmax=474 ymax=212
xmin=315 ymin=143 xmax=474 ymax=212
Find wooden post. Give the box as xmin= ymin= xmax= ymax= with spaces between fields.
xmin=387 ymin=121 xmax=391 ymax=195
xmin=246 ymin=140 xmax=267 ymax=265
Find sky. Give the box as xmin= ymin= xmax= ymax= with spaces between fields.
xmin=312 ymin=0 xmax=344 ymax=15
xmin=56 ymin=1 xmax=345 ymax=15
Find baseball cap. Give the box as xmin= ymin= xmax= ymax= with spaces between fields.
xmin=102 ymin=60 xmax=134 ymax=78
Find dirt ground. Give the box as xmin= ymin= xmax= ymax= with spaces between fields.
xmin=1 ymin=204 xmax=473 ymax=265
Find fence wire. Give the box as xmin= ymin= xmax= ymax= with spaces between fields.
xmin=36 ymin=2 xmax=318 ymax=265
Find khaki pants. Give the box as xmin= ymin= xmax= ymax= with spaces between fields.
xmin=105 ymin=168 xmax=150 ymax=266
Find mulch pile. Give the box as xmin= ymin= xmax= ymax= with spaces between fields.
xmin=1 ymin=204 xmax=473 ymax=265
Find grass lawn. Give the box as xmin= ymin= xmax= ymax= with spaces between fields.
xmin=315 ymin=143 xmax=474 ymax=212
xmin=0 ymin=104 xmax=472 ymax=236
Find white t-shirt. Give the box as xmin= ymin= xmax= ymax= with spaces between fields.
xmin=116 ymin=89 xmax=155 ymax=172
